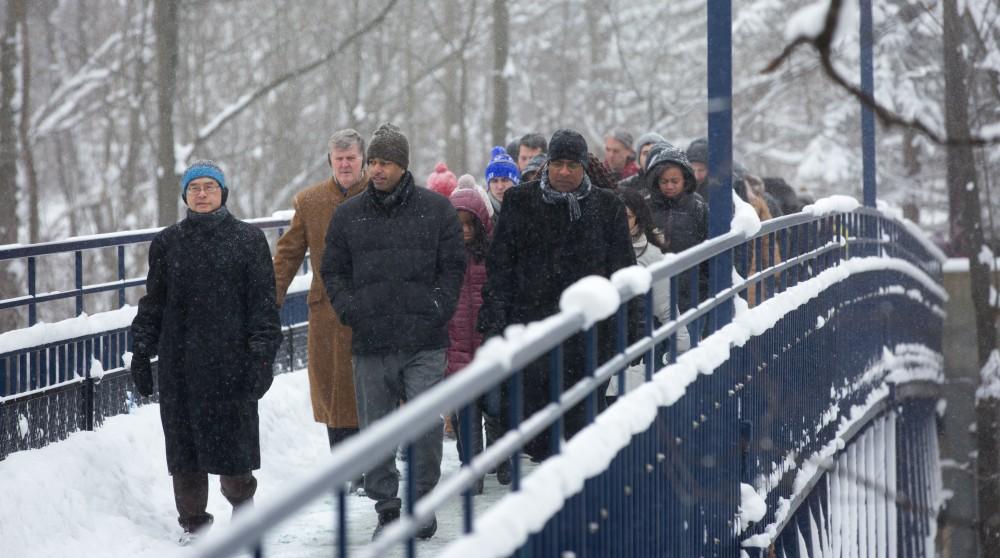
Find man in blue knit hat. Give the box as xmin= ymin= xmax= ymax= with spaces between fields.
xmin=130 ymin=159 xmax=282 ymax=544
xmin=484 ymin=145 xmax=520 ymax=227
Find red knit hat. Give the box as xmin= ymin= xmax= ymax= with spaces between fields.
xmin=427 ymin=162 xmax=458 ymax=197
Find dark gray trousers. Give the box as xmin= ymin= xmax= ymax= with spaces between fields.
xmin=352 ymin=348 xmax=445 ymax=514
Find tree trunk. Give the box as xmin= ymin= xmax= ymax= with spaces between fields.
xmin=944 ymin=0 xmax=1000 ymax=550
xmin=0 ymin=0 xmax=21 ymax=329
xmin=16 ymin=0 xmax=39 ymax=243
xmin=490 ymin=0 xmax=509 ymax=148
xmin=443 ymin=0 xmax=461 ymax=168
xmin=154 ymin=0 xmax=179 ymax=226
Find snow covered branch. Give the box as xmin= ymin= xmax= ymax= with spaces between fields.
xmin=763 ymin=0 xmax=1000 ymax=147
xmin=182 ymin=0 xmax=401 ymax=158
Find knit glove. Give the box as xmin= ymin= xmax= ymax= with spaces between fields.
xmin=253 ymin=359 xmax=274 ymax=400
xmin=130 ymin=353 xmax=154 ymax=397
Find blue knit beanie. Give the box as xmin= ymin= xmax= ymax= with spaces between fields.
xmin=180 ymin=160 xmax=227 ymax=203
xmin=484 ymin=146 xmax=520 ymax=186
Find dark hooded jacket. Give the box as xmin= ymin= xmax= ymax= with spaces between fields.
xmin=130 ymin=210 xmax=283 ymax=474
xmin=642 ymin=147 xmax=709 ymax=311
xmin=618 ymin=141 xmax=676 ymax=193
xmin=642 ymin=147 xmax=709 ymax=254
xmin=321 ymin=171 xmax=466 ymax=355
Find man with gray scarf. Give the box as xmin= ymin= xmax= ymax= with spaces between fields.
xmin=477 ymin=129 xmax=636 ymax=462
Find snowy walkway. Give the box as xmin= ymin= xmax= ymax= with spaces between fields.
xmin=0 ymin=370 xmax=531 ymax=558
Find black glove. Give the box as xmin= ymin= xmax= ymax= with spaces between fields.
xmin=130 ymin=353 xmax=154 ymax=397
xmin=253 ymin=359 xmax=274 ymax=400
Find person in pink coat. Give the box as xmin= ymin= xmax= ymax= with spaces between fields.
xmin=446 ymin=187 xmax=496 ymax=493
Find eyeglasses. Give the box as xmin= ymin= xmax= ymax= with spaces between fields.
xmin=187 ymin=185 xmax=220 ymax=195
xmin=548 ymin=160 xmax=583 ymax=172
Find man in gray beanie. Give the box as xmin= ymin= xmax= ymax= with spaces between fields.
xmin=322 ymin=122 xmax=465 ymax=541
xmin=603 ymin=129 xmax=638 ymax=181
xmin=617 ymin=131 xmax=667 ymax=190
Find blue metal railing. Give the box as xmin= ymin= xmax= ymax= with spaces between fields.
xmin=0 ymin=217 xmax=293 ymax=328
xmin=186 ymin=205 xmax=945 ymax=558
xmin=0 ymin=217 xmax=310 ymax=460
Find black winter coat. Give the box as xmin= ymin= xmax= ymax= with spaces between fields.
xmin=645 ymin=188 xmax=709 ymax=255
xmin=322 ymin=172 xmax=466 ymax=355
xmin=131 ymin=211 xmax=283 ymax=475
xmin=644 ymin=187 xmax=709 ymax=311
xmin=477 ymin=179 xmax=636 ymax=460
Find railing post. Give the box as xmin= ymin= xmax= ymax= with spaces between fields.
xmin=74 ymin=250 xmax=84 ymax=316
xmin=646 ymin=289 xmax=657 ymax=381
xmin=337 ymin=487 xmax=347 ymax=558
xmin=83 ymin=338 xmax=94 ymax=431
xmin=405 ymin=442 xmax=416 ymax=558
xmin=509 ymin=368 xmax=523 ymax=491
xmin=584 ymin=327 xmax=598 ymax=424
xmin=615 ymin=304 xmax=628 ymax=396
xmin=117 ymin=245 xmax=126 ymax=308
xmin=707 ymin=0 xmax=734 ymax=328
xmin=860 ymin=0 xmax=877 ymax=208
xmin=549 ymin=346 xmax=564 ymax=458
xmin=27 ymin=256 xmax=37 ymax=326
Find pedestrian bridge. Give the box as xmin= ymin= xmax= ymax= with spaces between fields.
xmin=0 ymin=197 xmax=946 ymax=557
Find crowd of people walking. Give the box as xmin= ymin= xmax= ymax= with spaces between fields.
xmin=129 ymin=123 xmax=813 ymax=544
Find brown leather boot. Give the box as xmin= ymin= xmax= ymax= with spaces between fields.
xmin=221 ymin=473 xmax=257 ymax=517
xmin=173 ymin=472 xmax=214 ymax=542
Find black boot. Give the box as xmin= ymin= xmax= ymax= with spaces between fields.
xmin=173 ymin=472 xmax=213 ymax=544
xmin=372 ymin=508 xmax=400 ymax=540
xmin=221 ymin=473 xmax=257 ymax=517
xmin=415 ymin=515 xmax=438 ymax=540
xmin=495 ymin=459 xmax=512 ymax=486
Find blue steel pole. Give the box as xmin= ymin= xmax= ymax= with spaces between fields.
xmin=860 ymin=0 xmax=877 ymax=208
xmin=708 ymin=0 xmax=734 ymax=327
xmin=27 ymin=256 xmax=37 ymax=326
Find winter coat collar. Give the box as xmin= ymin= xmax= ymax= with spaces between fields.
xmin=539 ymin=170 xmax=593 ymax=222
xmin=488 ymin=190 xmax=503 ymax=215
xmin=632 ymin=233 xmax=650 ymax=258
xmin=332 ymin=171 xmax=368 ymax=199
xmin=184 ymin=205 xmax=230 ymax=230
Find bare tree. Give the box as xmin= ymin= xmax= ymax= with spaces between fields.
xmin=942 ymin=0 xmax=1000 ymax=547
xmin=491 ymin=0 xmax=509 ymax=148
xmin=0 ymin=0 xmax=21 ymax=330
xmin=154 ymin=0 xmax=179 ymax=226
xmin=15 ymin=0 xmax=38 ymax=242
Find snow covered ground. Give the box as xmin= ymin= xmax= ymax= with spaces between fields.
xmin=0 ymin=370 xmax=526 ymax=558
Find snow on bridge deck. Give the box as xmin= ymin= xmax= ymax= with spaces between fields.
xmin=0 ymin=369 xmax=531 ymax=558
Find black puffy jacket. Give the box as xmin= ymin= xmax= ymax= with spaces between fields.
xmin=322 ymin=172 xmax=466 ymax=355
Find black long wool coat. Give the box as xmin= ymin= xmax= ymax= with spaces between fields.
xmin=131 ymin=212 xmax=282 ymax=475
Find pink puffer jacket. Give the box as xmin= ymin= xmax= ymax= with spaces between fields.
xmin=446 ymin=189 xmax=493 ymax=375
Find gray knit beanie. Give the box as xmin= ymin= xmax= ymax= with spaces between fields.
xmin=367 ymin=123 xmax=409 ymax=169
xmin=635 ymin=132 xmax=666 ymax=156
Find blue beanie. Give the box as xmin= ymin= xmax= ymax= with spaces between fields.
xmin=484 ymin=146 xmax=520 ymax=186
xmin=180 ymin=160 xmax=227 ymax=201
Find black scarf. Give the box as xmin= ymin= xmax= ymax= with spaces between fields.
xmin=367 ymin=171 xmax=415 ymax=215
xmin=186 ymin=205 xmax=229 ymax=229
xmin=540 ymin=170 xmax=592 ymax=222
